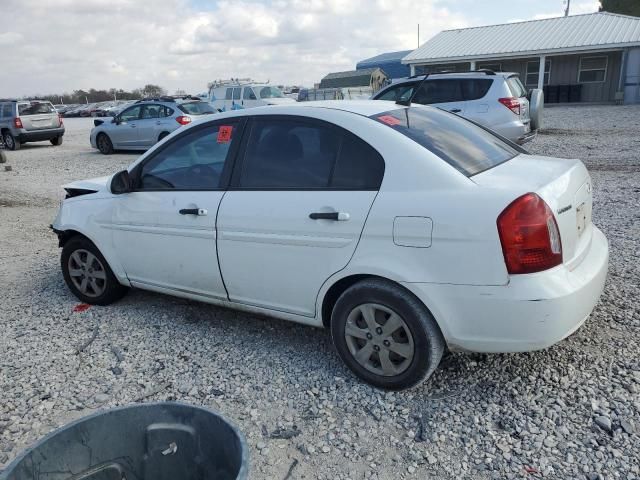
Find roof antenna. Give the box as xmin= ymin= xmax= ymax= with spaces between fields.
xmin=564 ymin=0 xmax=570 ymax=16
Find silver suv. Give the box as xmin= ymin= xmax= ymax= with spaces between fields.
xmin=0 ymin=99 xmax=65 ymax=150
xmin=372 ymin=71 xmax=542 ymax=144
xmin=90 ymin=96 xmax=216 ymax=154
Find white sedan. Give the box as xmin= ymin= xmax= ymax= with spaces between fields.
xmin=52 ymin=101 xmax=608 ymax=390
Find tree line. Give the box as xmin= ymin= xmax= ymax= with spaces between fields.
xmin=32 ymin=84 xmax=168 ymax=104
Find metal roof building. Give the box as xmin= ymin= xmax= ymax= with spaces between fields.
xmin=356 ymin=50 xmax=412 ymax=79
xmin=403 ymin=12 xmax=640 ymax=104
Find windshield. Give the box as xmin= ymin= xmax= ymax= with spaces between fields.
xmin=18 ymin=102 xmax=55 ymax=115
xmin=371 ymin=107 xmax=518 ymax=176
xmin=178 ymin=101 xmax=215 ymax=115
xmin=258 ymin=86 xmax=284 ymax=99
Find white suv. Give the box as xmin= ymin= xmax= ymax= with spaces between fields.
xmin=372 ymin=71 xmax=542 ymax=144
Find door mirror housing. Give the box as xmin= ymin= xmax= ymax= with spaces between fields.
xmin=110 ymin=170 xmax=132 ymax=194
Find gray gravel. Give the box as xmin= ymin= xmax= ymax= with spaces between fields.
xmin=1 ymin=109 xmax=639 ymax=479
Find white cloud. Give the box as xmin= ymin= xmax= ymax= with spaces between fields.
xmin=1 ymin=0 xmax=591 ymax=97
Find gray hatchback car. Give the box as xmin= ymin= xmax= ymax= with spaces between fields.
xmin=372 ymin=71 xmax=542 ymax=144
xmin=0 ymin=99 xmax=65 ymax=150
xmin=90 ymin=96 xmax=216 ymax=154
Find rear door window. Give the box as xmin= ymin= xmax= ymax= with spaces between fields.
xmin=225 ymin=88 xmax=233 ymax=100
xmin=460 ymin=79 xmax=493 ymax=100
xmin=238 ymin=117 xmax=385 ymax=190
xmin=372 ymin=107 xmax=518 ymax=176
xmin=18 ymin=102 xmax=55 ymax=115
xmin=232 ymin=88 xmax=241 ymax=100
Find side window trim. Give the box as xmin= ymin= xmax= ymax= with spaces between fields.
xmin=229 ymin=115 xmax=384 ymax=191
xmin=129 ymin=118 xmax=247 ymax=192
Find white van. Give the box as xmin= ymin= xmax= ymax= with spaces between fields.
xmin=208 ymin=80 xmax=295 ymax=111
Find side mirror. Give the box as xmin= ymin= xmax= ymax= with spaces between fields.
xmin=110 ymin=170 xmax=131 ymax=194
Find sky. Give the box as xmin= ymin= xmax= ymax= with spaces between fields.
xmin=0 ymin=0 xmax=600 ymax=97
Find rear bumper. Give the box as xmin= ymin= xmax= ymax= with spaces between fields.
xmin=402 ymin=227 xmax=609 ymax=353
xmin=516 ymin=129 xmax=537 ymax=144
xmin=17 ymin=127 xmax=65 ymax=143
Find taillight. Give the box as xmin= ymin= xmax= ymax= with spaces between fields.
xmin=498 ymin=97 xmax=520 ymax=115
xmin=58 ymin=114 xmax=63 ymax=127
xmin=497 ymin=193 xmax=562 ymax=274
xmin=176 ymin=115 xmax=192 ymax=125
xmin=13 ymin=117 xmax=23 ymax=129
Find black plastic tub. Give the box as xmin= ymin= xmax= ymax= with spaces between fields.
xmin=0 ymin=402 xmax=248 ymax=480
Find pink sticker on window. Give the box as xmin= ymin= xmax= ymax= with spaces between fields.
xmin=377 ymin=115 xmax=401 ymax=126
xmin=217 ymin=125 xmax=233 ymax=143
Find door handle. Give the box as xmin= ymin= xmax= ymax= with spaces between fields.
xmin=449 ymin=108 xmax=462 ymax=113
xmin=155 ymin=121 xmax=162 ymax=125
xmin=130 ymin=124 xmax=137 ymax=128
xmin=309 ymin=212 xmax=350 ymax=221
xmin=179 ymin=208 xmax=208 ymax=216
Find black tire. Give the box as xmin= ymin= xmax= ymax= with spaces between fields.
xmin=61 ymin=236 xmax=128 ymax=305
xmin=158 ymin=131 xmax=170 ymax=142
xmin=3 ymin=131 xmax=20 ymax=150
xmin=50 ymin=135 xmax=63 ymax=146
xmin=96 ymin=133 xmax=114 ymax=155
xmin=331 ymin=278 xmax=445 ymax=390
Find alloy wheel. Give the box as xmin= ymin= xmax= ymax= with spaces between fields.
xmin=67 ymin=249 xmax=107 ymax=298
xmin=344 ymin=303 xmax=415 ymax=377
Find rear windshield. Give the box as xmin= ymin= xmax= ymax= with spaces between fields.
xmin=178 ymin=102 xmax=215 ymax=115
xmin=371 ymin=107 xmax=518 ymax=176
xmin=18 ymin=102 xmax=55 ymax=115
xmin=507 ymin=76 xmax=527 ymax=98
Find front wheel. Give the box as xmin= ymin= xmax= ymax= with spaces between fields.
xmin=61 ymin=236 xmax=128 ymax=305
xmin=96 ymin=133 xmax=113 ymax=155
xmin=331 ymin=278 xmax=445 ymax=390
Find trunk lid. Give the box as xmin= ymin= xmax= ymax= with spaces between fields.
xmin=473 ymin=154 xmax=593 ymax=269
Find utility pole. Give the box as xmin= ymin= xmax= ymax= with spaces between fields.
xmin=564 ymin=0 xmax=571 ymax=16
xmin=417 ymin=24 xmax=420 ymax=47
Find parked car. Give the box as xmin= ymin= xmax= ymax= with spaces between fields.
xmin=372 ymin=71 xmax=542 ymax=144
xmin=0 ymin=99 xmax=65 ymax=150
xmin=208 ymin=80 xmax=295 ymax=111
xmin=53 ymin=101 xmax=607 ymax=390
xmin=89 ymin=96 xmax=216 ymax=154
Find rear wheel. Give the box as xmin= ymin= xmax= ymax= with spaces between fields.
xmin=331 ymin=278 xmax=445 ymax=390
xmin=96 ymin=133 xmax=113 ymax=155
xmin=50 ymin=135 xmax=63 ymax=146
xmin=3 ymin=131 xmax=20 ymax=150
xmin=61 ymin=236 xmax=128 ymax=305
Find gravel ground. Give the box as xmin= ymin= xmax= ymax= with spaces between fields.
xmin=1 ymin=108 xmax=639 ymax=479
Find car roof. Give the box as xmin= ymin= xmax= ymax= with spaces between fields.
xmin=389 ymin=72 xmax=517 ymax=85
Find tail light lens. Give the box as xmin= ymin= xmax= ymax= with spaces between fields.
xmin=498 ymin=97 xmax=520 ymax=115
xmin=497 ymin=193 xmax=562 ymax=274
xmin=176 ymin=115 xmax=192 ymax=125
xmin=58 ymin=114 xmax=64 ymax=127
xmin=13 ymin=117 xmax=23 ymax=129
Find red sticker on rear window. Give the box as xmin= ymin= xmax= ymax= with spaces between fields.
xmin=377 ymin=115 xmax=401 ymax=126
xmin=217 ymin=125 xmax=233 ymax=143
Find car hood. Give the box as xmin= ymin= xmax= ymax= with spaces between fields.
xmin=64 ymin=175 xmax=111 ymax=193
xmin=264 ymin=97 xmax=296 ymax=105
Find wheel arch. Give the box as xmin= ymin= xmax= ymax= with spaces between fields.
xmin=319 ymin=273 xmax=447 ymax=342
xmin=54 ymin=225 xmax=130 ymax=286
